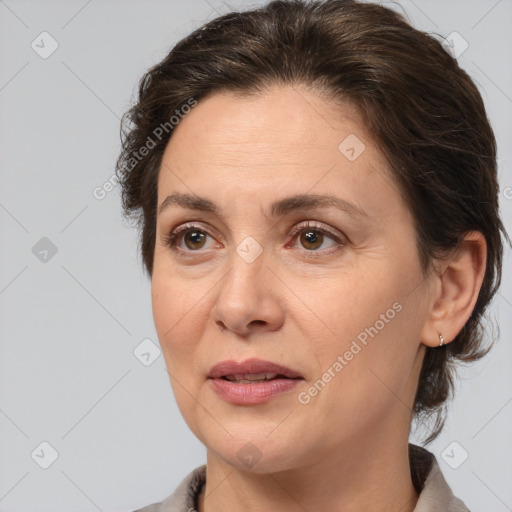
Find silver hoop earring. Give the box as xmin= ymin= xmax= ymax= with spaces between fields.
xmin=439 ymin=334 xmax=445 ymax=347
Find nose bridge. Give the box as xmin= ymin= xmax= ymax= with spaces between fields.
xmin=220 ymin=233 xmax=267 ymax=301
xmin=212 ymin=233 xmax=283 ymax=334
xmin=235 ymin=234 xmax=265 ymax=267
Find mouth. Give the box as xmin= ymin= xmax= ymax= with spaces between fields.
xmin=208 ymin=358 xmax=303 ymax=380
xmin=208 ymin=358 xmax=304 ymax=405
xmin=221 ymin=372 xmax=293 ymax=383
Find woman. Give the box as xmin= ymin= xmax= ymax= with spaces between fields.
xmin=115 ymin=0 xmax=508 ymax=510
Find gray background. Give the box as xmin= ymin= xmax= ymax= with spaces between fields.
xmin=1 ymin=0 xmax=511 ymax=510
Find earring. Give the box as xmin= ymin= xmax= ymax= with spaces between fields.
xmin=439 ymin=334 xmax=445 ymax=347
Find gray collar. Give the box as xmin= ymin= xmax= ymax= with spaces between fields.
xmin=133 ymin=445 xmax=470 ymax=512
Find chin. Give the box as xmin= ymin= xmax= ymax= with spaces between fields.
xmin=203 ymin=430 xmax=311 ymax=475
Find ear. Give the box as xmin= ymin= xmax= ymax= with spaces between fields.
xmin=420 ymin=231 xmax=487 ymax=348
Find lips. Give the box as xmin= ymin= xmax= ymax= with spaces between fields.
xmin=208 ymin=358 xmax=303 ymax=381
xmin=208 ymin=358 xmax=304 ymax=405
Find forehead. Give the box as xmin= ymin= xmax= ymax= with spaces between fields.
xmin=162 ymin=85 xmax=366 ymax=164
xmin=157 ymin=85 xmax=403 ymax=220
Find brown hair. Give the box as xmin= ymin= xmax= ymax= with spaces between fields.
xmin=115 ymin=0 xmax=509 ymax=442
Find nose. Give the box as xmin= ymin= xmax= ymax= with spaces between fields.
xmin=212 ymin=245 xmax=285 ymax=337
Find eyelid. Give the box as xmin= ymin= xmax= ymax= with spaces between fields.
xmin=163 ymin=219 xmax=346 ymax=255
xmin=287 ymin=220 xmax=346 ymax=245
xmin=162 ymin=221 xmax=219 ymax=251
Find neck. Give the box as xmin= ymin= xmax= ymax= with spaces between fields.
xmin=197 ymin=430 xmax=418 ymax=512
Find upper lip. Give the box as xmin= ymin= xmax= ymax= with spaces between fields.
xmin=208 ymin=358 xmax=303 ymax=379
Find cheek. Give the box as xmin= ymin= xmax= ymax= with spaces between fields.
xmin=151 ymin=273 xmax=207 ymax=367
xmin=151 ymin=273 xmax=211 ymax=429
xmin=296 ymin=264 xmax=400 ymax=349
xmin=324 ymin=287 xmax=426 ymax=410
xmin=299 ymin=260 xmax=425 ymax=393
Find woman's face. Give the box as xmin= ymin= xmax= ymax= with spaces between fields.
xmin=152 ymin=85 xmax=433 ymax=472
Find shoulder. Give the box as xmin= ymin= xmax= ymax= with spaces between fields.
xmin=131 ymin=465 xmax=206 ymax=512
xmin=411 ymin=444 xmax=470 ymax=512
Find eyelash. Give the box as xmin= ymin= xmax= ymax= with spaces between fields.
xmin=162 ymin=221 xmax=346 ymax=258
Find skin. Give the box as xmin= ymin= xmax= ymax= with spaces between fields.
xmin=151 ymin=85 xmax=487 ymax=512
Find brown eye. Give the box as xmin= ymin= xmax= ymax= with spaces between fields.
xmin=164 ymin=224 xmax=216 ymax=253
xmin=183 ymin=230 xmax=207 ymax=250
xmin=299 ymin=229 xmax=325 ymax=250
xmin=288 ymin=221 xmax=343 ymax=253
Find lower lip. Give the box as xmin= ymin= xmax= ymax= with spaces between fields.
xmin=209 ymin=377 xmax=302 ymax=405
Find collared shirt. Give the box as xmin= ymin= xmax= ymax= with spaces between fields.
xmin=133 ymin=445 xmax=470 ymax=512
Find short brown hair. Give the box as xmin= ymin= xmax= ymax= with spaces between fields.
xmin=115 ymin=0 xmax=509 ymax=441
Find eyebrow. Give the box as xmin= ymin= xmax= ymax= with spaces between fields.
xmin=158 ymin=192 xmax=368 ymax=218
